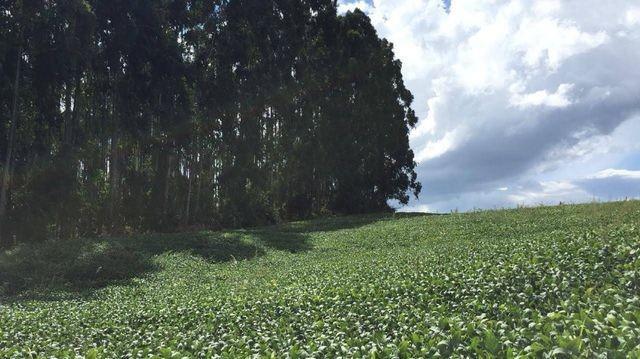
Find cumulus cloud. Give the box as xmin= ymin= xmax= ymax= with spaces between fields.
xmin=577 ymin=169 xmax=640 ymax=199
xmin=625 ymin=7 xmax=640 ymax=27
xmin=510 ymin=83 xmax=574 ymax=108
xmin=337 ymin=0 xmax=372 ymax=14
xmin=339 ymin=0 xmax=640 ymax=212
xmin=588 ymin=169 xmax=640 ymax=180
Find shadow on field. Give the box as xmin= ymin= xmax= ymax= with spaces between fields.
xmin=249 ymin=229 xmax=314 ymax=253
xmin=0 ymin=226 xmax=313 ymax=301
xmin=274 ymin=212 xmax=432 ymax=234
xmin=0 ymin=212 xmax=431 ymax=301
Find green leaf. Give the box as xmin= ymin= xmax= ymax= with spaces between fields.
xmin=85 ymin=348 xmax=98 ymax=359
xmin=484 ymin=330 xmax=499 ymax=354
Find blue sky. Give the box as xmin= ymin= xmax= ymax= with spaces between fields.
xmin=338 ymin=0 xmax=640 ymax=212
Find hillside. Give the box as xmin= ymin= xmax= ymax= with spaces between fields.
xmin=1 ymin=201 xmax=640 ymax=357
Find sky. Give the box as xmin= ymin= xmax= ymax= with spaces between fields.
xmin=338 ymin=0 xmax=640 ymax=212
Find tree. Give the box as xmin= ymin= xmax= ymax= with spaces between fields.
xmin=0 ymin=0 xmax=420 ymax=246
xmin=0 ymin=0 xmax=22 ymax=247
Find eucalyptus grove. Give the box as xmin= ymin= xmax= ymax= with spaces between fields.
xmin=0 ymin=0 xmax=420 ymax=244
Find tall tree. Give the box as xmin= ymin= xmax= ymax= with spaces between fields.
xmin=0 ymin=0 xmax=24 ymax=246
xmin=0 ymin=0 xmax=421 ymax=245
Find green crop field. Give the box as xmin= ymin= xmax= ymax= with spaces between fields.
xmin=1 ymin=201 xmax=639 ymax=357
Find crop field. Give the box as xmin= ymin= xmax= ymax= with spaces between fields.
xmin=1 ymin=201 xmax=639 ymax=357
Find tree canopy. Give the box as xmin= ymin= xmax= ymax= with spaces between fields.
xmin=0 ymin=0 xmax=420 ymax=244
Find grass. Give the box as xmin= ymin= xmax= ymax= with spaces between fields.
xmin=1 ymin=201 xmax=639 ymax=357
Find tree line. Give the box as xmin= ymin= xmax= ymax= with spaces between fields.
xmin=0 ymin=0 xmax=420 ymax=245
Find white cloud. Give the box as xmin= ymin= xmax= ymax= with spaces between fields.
xmin=510 ymin=83 xmax=574 ymax=108
xmin=533 ymin=0 xmax=561 ymax=16
xmin=339 ymin=0 xmax=640 ymax=212
xmin=514 ymin=18 xmax=609 ymax=70
xmin=578 ymin=168 xmax=640 ymax=200
xmin=507 ymin=180 xmax=585 ymax=204
xmin=588 ymin=168 xmax=640 ymax=180
xmin=625 ymin=7 xmax=640 ymax=27
xmin=397 ymin=203 xmax=433 ymax=213
xmin=337 ymin=1 xmax=372 ymax=13
xmin=415 ymin=129 xmax=464 ymax=163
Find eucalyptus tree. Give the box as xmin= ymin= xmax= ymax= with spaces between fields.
xmin=0 ymin=0 xmax=421 ymax=245
xmin=0 ymin=0 xmax=23 ymax=246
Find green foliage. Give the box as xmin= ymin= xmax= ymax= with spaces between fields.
xmin=1 ymin=201 xmax=639 ymax=356
xmin=0 ymin=239 xmax=151 ymax=295
xmin=0 ymin=1 xmax=420 ymax=244
xmin=0 ymin=229 xmax=307 ymax=296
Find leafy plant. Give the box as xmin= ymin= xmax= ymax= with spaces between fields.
xmin=1 ymin=201 xmax=639 ymax=357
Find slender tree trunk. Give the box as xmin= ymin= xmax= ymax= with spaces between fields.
xmin=63 ymin=83 xmax=73 ymax=146
xmin=194 ymin=152 xmax=202 ymax=222
xmin=162 ymin=153 xmax=173 ymax=223
xmin=184 ymin=156 xmax=192 ymax=227
xmin=72 ymin=72 xmax=82 ymax=140
xmin=0 ymin=43 xmax=22 ymax=246
xmin=109 ymin=130 xmax=120 ymax=231
xmin=59 ymin=81 xmax=74 ymax=240
xmin=108 ymin=68 xmax=122 ymax=233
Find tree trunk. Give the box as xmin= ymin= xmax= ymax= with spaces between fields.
xmin=109 ymin=130 xmax=120 ymax=231
xmin=59 ymin=81 xmax=75 ymax=239
xmin=0 ymin=43 xmax=22 ymax=246
xmin=184 ymin=156 xmax=192 ymax=227
xmin=162 ymin=153 xmax=173 ymax=223
xmin=72 ymin=71 xmax=82 ymax=141
xmin=194 ymin=152 xmax=202 ymax=222
xmin=108 ymin=67 xmax=121 ymax=233
xmin=63 ymin=82 xmax=73 ymax=146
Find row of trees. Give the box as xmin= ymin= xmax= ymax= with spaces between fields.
xmin=0 ymin=0 xmax=420 ymax=245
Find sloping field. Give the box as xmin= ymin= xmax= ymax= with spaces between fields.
xmin=1 ymin=201 xmax=639 ymax=357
